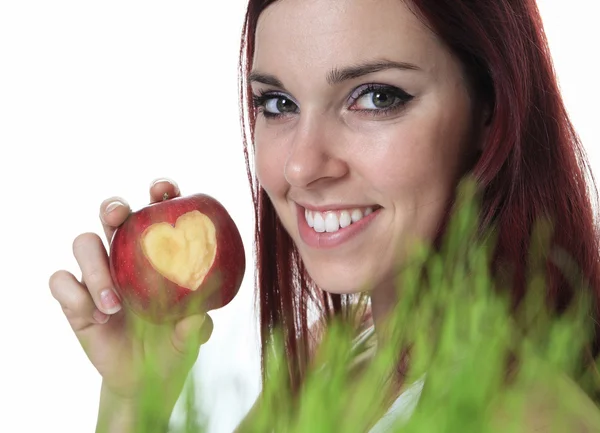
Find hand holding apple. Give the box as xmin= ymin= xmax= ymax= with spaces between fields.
xmin=109 ymin=193 xmax=246 ymax=323
xmin=49 ymin=179 xmax=226 ymax=431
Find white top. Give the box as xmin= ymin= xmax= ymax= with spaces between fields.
xmin=349 ymin=322 xmax=425 ymax=432
xmin=368 ymin=377 xmax=424 ymax=432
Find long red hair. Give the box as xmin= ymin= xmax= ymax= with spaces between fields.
xmin=238 ymin=0 xmax=600 ymax=395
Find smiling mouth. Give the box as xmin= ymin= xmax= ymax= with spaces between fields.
xmin=304 ymin=205 xmax=382 ymax=233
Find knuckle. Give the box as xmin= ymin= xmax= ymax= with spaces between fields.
xmin=48 ymin=269 xmax=66 ymax=287
xmin=85 ymin=268 xmax=109 ymax=288
xmin=72 ymin=232 xmax=101 ymax=254
xmin=68 ymin=293 xmax=91 ymax=314
xmin=48 ymin=271 xmax=90 ymax=315
xmin=48 ymin=270 xmax=70 ymax=296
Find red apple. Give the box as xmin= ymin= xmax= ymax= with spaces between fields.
xmin=108 ymin=193 xmax=245 ymax=323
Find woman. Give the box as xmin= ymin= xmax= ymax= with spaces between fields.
xmin=49 ymin=0 xmax=600 ymax=431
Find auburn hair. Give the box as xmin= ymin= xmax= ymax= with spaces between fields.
xmin=238 ymin=0 xmax=600 ymax=397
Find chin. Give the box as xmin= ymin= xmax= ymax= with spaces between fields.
xmin=307 ymin=268 xmax=375 ymax=296
xmin=304 ymin=257 xmax=400 ymax=300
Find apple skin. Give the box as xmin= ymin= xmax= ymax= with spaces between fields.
xmin=109 ymin=193 xmax=245 ymax=323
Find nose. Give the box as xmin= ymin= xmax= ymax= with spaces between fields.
xmin=284 ymin=118 xmax=349 ymax=188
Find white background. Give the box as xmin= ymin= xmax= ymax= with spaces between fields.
xmin=0 ymin=1 xmax=597 ymax=432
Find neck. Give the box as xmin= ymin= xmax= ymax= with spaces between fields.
xmin=369 ymin=278 xmax=399 ymax=343
xmin=368 ymin=278 xmax=411 ymax=400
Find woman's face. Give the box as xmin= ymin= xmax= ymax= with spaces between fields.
xmin=252 ymin=0 xmax=481 ymax=295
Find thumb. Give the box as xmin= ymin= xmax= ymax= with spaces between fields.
xmin=171 ymin=313 xmax=214 ymax=358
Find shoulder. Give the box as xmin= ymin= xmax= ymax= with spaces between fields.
xmin=492 ymin=373 xmax=600 ymax=432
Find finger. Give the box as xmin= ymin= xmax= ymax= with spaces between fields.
xmin=171 ymin=314 xmax=214 ymax=358
xmin=49 ymin=270 xmax=111 ymax=330
xmin=72 ymin=232 xmax=122 ymax=315
xmin=99 ymin=196 xmax=131 ymax=243
xmin=149 ymin=178 xmax=181 ymax=203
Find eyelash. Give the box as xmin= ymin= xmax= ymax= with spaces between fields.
xmin=252 ymin=91 xmax=294 ymax=119
xmin=252 ymin=84 xmax=414 ymax=119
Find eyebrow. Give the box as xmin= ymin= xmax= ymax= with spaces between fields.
xmin=249 ymin=60 xmax=421 ymax=88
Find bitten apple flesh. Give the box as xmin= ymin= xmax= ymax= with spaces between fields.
xmin=109 ymin=193 xmax=245 ymax=323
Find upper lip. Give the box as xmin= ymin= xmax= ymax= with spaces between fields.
xmin=297 ymin=202 xmax=381 ymax=212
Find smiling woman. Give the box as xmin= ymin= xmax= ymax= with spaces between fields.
xmin=250 ymin=0 xmax=481 ymax=304
xmin=239 ymin=0 xmax=600 ymax=428
xmin=47 ymin=0 xmax=600 ymax=432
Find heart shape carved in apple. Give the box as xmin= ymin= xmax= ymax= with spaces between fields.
xmin=140 ymin=210 xmax=217 ymax=290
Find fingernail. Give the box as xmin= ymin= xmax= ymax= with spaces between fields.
xmin=105 ymin=200 xmax=126 ymax=215
xmin=150 ymin=178 xmax=180 ymax=194
xmin=100 ymin=289 xmax=122 ymax=314
xmin=93 ymin=309 xmax=110 ymax=324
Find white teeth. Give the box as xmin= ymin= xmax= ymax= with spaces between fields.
xmin=351 ymin=209 xmax=363 ymax=223
xmin=304 ymin=206 xmax=377 ymax=234
xmin=313 ymin=212 xmax=325 ymax=233
xmin=339 ymin=210 xmax=351 ymax=228
xmin=305 ymin=208 xmax=314 ymax=228
xmin=325 ymin=213 xmax=340 ymax=233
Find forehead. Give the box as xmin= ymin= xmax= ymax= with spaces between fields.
xmin=253 ymin=0 xmax=444 ymax=76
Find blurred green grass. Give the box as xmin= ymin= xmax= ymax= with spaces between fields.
xmin=108 ymin=178 xmax=600 ymax=433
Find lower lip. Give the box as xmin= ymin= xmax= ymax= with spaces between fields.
xmin=297 ymin=205 xmax=381 ymax=249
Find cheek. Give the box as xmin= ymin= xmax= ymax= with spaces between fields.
xmin=402 ymin=101 xmax=472 ymax=181
xmin=254 ymin=127 xmax=288 ymax=197
xmin=364 ymin=102 xmax=474 ymax=203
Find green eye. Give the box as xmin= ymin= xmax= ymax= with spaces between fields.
xmin=356 ymin=91 xmax=398 ymax=110
xmin=350 ymin=84 xmax=414 ymax=115
xmin=370 ymin=92 xmax=395 ymax=108
xmin=253 ymin=93 xmax=298 ymax=117
xmin=272 ymin=97 xmax=296 ymax=113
